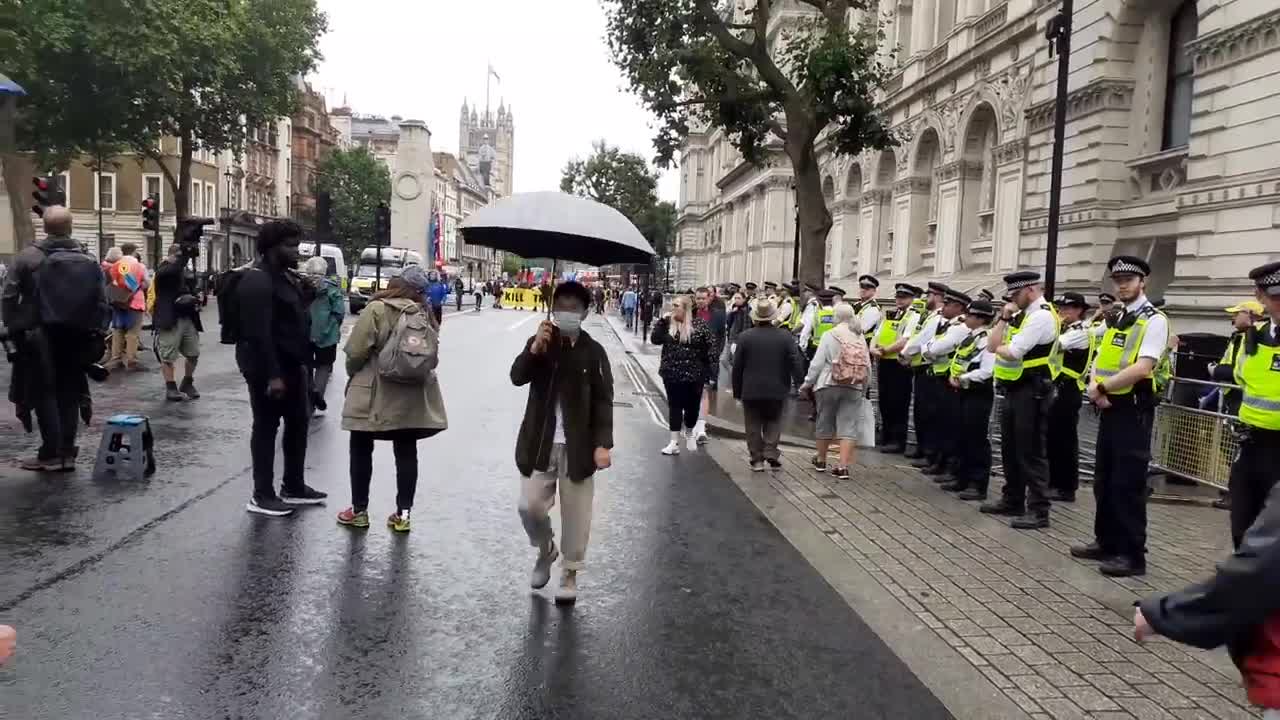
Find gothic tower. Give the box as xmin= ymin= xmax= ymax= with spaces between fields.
xmin=458 ymin=97 xmax=515 ymax=198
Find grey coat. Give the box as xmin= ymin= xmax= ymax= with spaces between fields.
xmin=731 ymin=324 xmax=806 ymax=402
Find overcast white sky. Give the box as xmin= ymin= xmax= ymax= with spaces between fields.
xmin=312 ymin=0 xmax=678 ymax=202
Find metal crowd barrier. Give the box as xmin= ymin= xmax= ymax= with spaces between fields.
xmin=871 ymin=371 xmax=1240 ymax=491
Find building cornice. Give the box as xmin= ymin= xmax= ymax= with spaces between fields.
xmin=1188 ymin=6 xmax=1280 ymax=75
xmin=1024 ymin=78 xmax=1135 ymax=134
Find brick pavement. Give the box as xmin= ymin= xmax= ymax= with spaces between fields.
xmin=711 ymin=438 xmax=1253 ymax=720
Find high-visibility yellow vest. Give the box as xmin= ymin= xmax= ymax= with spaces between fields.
xmin=810 ymin=307 xmax=836 ymax=348
xmin=786 ymin=299 xmax=802 ymax=330
xmin=1233 ymin=321 xmax=1280 ymax=430
xmin=1220 ymin=331 xmax=1245 ymax=367
xmin=1058 ymin=320 xmax=1097 ymax=391
xmin=1093 ymin=303 xmax=1164 ymax=395
xmin=993 ymin=301 xmax=1061 ymax=384
xmin=949 ymin=328 xmax=990 ymax=381
xmin=907 ymin=311 xmax=938 ymax=368
xmin=874 ymin=308 xmax=913 ymax=360
xmin=929 ymin=318 xmax=961 ymax=375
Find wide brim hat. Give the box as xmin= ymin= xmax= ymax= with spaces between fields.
xmin=751 ymin=300 xmax=779 ymax=323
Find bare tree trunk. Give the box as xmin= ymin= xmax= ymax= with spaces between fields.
xmin=0 ymin=98 xmax=35 ymax=254
xmin=175 ymin=133 xmax=194 ymax=219
xmin=786 ymin=124 xmax=833 ymax=289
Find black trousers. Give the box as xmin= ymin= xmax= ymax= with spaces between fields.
xmin=955 ymin=388 xmax=994 ymax=492
xmin=877 ymin=358 xmax=912 ymax=447
xmin=28 ymin=330 xmax=86 ymax=460
xmin=1228 ymin=431 xmax=1280 ymax=549
xmin=349 ymin=430 xmax=419 ymax=512
xmin=664 ymin=379 xmax=702 ymax=431
xmin=912 ymin=368 xmax=937 ymax=456
xmin=999 ymin=379 xmax=1054 ymax=515
xmin=743 ymin=399 xmax=784 ymax=462
xmin=247 ymin=367 xmax=310 ymax=499
xmin=1092 ymin=400 xmax=1154 ymax=563
xmin=1047 ymin=381 xmax=1083 ymax=494
xmin=931 ymin=377 xmax=961 ymax=465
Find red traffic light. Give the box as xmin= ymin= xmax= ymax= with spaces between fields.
xmin=141 ymin=198 xmax=156 ymax=210
xmin=33 ymin=177 xmax=48 ymax=192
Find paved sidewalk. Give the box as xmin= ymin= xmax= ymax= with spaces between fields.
xmin=710 ymin=438 xmax=1252 ymax=720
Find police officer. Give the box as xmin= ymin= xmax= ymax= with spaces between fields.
xmin=1210 ymin=299 xmax=1265 ymax=414
xmin=1089 ymin=292 xmax=1117 ymax=336
xmin=871 ymin=284 xmax=923 ymax=453
xmin=829 ymin=285 xmax=847 ymax=305
xmin=802 ymin=289 xmax=838 ymax=360
xmin=780 ymin=282 xmax=803 ymax=332
xmin=982 ymin=271 xmax=1059 ymax=530
xmin=796 ymin=283 xmax=821 ymax=346
xmin=944 ymin=299 xmax=997 ymax=501
xmin=1047 ymin=292 xmax=1094 ymax=503
xmin=1219 ymin=262 xmax=1280 ymax=548
xmin=1070 ymin=256 xmax=1168 ymax=576
xmin=920 ymin=287 xmax=973 ymax=478
xmin=852 ymin=275 xmax=882 ymax=344
xmin=902 ymin=283 xmax=946 ymax=463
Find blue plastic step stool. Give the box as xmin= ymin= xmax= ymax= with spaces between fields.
xmin=93 ymin=414 xmax=156 ymax=480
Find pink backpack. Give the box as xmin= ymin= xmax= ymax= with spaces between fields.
xmin=830 ymin=331 xmax=870 ymax=387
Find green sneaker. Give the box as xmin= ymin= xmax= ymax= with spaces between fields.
xmin=387 ymin=510 xmax=411 ymax=533
xmin=337 ymin=507 xmax=369 ymax=529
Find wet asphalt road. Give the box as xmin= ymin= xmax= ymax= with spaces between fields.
xmin=0 ymin=306 xmax=950 ymax=720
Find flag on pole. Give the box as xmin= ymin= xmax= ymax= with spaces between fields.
xmin=488 ymin=63 xmax=500 ymax=82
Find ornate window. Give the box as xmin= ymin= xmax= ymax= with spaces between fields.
xmin=1161 ymin=0 xmax=1197 ymax=150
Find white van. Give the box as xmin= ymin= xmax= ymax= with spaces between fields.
xmin=298 ymin=242 xmax=348 ymax=290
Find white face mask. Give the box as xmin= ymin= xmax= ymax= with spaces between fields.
xmin=554 ymin=311 xmax=583 ymax=336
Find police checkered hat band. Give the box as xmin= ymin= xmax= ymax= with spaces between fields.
xmin=1109 ymin=259 xmax=1146 ymax=276
xmin=1255 ymin=268 xmax=1280 ymax=287
xmin=1005 ymin=277 xmax=1038 ymax=291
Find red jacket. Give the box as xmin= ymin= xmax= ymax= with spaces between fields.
xmin=1243 ymin=616 xmax=1280 ymax=709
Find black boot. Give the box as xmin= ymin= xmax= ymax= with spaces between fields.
xmin=1049 ymin=489 xmax=1075 ymax=502
xmin=921 ymin=464 xmax=948 ymax=476
xmin=1099 ymin=556 xmax=1146 ymax=577
xmin=958 ymin=489 xmax=987 ymax=501
xmin=1070 ymin=543 xmax=1110 ymax=560
xmin=1011 ymin=513 xmax=1050 ymax=530
xmin=979 ymin=500 xmax=1022 ymax=516
xmin=940 ymin=481 xmax=966 ymax=492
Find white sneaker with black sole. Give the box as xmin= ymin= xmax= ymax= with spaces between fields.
xmin=247 ymin=496 xmax=295 ymax=517
xmin=281 ymin=484 xmax=328 ymax=505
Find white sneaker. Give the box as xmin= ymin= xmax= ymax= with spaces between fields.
xmin=530 ymin=541 xmax=559 ymax=590
xmin=661 ymin=440 xmax=680 ymax=456
xmin=696 ymin=431 xmax=709 ymax=445
xmin=686 ymin=433 xmax=698 ymax=452
xmin=555 ymin=569 xmax=578 ymax=604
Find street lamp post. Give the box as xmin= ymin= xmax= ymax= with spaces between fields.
xmin=222 ymin=168 xmax=235 ymax=273
xmin=1043 ymin=0 xmax=1074 ymax=297
xmin=790 ymin=181 xmax=801 ymax=282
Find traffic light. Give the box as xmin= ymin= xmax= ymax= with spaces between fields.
xmin=141 ymin=195 xmax=159 ymax=232
xmin=31 ymin=176 xmax=57 ymax=216
xmin=374 ymin=202 xmax=390 ymax=244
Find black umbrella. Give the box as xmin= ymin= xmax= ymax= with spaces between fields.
xmin=458 ymin=191 xmax=656 ymax=268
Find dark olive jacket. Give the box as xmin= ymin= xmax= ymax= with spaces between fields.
xmin=511 ymin=328 xmax=614 ymax=482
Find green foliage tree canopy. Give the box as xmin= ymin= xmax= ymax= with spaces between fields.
xmin=603 ymin=0 xmax=898 ymax=285
xmin=560 ymin=140 xmax=659 ymax=227
xmin=315 ymin=147 xmax=392 ymax=262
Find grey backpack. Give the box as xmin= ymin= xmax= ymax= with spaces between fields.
xmin=376 ymin=303 xmax=438 ymax=383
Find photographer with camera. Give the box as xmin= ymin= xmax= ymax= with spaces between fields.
xmin=153 ymin=226 xmax=205 ymax=402
xmin=1 ymin=207 xmax=108 ymax=471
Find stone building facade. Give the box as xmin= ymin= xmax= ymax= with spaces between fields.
xmin=290 ymin=81 xmax=340 ymax=223
xmin=459 ymin=101 xmax=515 ymax=198
xmin=673 ymin=0 xmax=1280 ymax=332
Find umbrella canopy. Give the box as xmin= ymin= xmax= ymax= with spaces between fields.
xmin=459 ymin=191 xmax=655 ymax=267
xmin=0 ymin=73 xmax=26 ymax=96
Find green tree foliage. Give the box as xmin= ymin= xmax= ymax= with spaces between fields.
xmin=560 ymin=140 xmax=660 ymax=228
xmin=0 ymin=0 xmax=326 ymax=218
xmin=315 ymin=147 xmax=392 ymax=262
xmin=637 ymin=201 xmax=677 ymax=258
xmin=603 ymin=0 xmax=897 ymax=285
xmin=502 ymin=253 xmax=524 ymax=276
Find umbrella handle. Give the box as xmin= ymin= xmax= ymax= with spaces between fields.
xmin=547 ymin=259 xmax=557 ymax=320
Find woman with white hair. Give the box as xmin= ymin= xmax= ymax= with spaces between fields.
xmin=302 ymin=256 xmax=345 ymax=414
xmin=800 ymin=302 xmax=870 ymax=479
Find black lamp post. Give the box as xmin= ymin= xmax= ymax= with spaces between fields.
xmin=1043 ymin=0 xmax=1074 ymax=297
xmin=222 ymin=168 xmax=235 ymax=273
xmin=791 ymin=181 xmax=801 ymax=281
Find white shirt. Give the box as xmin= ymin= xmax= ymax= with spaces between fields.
xmin=798 ymin=300 xmax=821 ymax=347
xmin=960 ymin=345 xmax=996 ymax=384
xmin=774 ymin=298 xmax=795 ymax=327
xmin=924 ymin=318 xmax=970 ymax=359
xmin=1127 ymin=294 xmax=1170 ymax=361
xmin=1059 ymin=321 xmax=1091 ymax=351
xmin=903 ymin=311 xmax=940 ymax=358
xmin=1005 ymin=300 xmax=1058 ymax=360
xmin=857 ymin=301 xmax=882 ymax=337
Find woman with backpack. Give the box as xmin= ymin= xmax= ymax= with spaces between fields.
xmin=800 ymin=303 xmax=869 ymax=479
xmin=337 ymin=276 xmax=448 ymax=533
xmin=302 ymin=257 xmax=345 ymax=415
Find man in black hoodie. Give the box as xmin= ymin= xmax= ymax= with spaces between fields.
xmin=235 ymin=220 xmax=327 ymax=516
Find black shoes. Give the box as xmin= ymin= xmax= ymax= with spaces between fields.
xmin=921 ymin=465 xmax=948 ymax=476
xmin=1049 ymin=489 xmax=1075 ymax=502
xmin=831 ymin=466 xmax=850 ymax=480
xmin=179 ymin=377 xmax=200 ymax=400
xmin=958 ymin=489 xmax=987 ymax=501
xmin=281 ymin=484 xmax=329 ymax=505
xmin=247 ymin=495 xmax=295 ymax=517
xmin=1011 ymin=513 xmax=1050 ymax=530
xmin=766 ymin=458 xmax=782 ymax=470
xmin=878 ymin=444 xmax=906 ymax=455
xmin=905 ymin=450 xmax=926 ymax=461
xmin=1100 ymin=556 xmax=1146 ymax=577
xmin=940 ymin=481 xmax=966 ymax=492
xmin=979 ymin=500 xmax=1023 ymax=516
xmin=1070 ymin=543 xmax=1109 ymax=560
xmin=165 ymin=385 xmax=187 ymax=402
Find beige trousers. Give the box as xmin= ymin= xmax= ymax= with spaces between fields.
xmin=518 ymin=444 xmax=595 ymax=571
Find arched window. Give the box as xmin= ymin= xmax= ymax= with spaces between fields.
xmin=1162 ymin=0 xmax=1197 ymax=150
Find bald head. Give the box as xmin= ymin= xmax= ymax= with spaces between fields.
xmin=42 ymin=206 xmax=73 ymax=237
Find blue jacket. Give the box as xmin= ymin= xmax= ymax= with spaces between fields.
xmin=427 ymin=281 xmax=449 ymax=307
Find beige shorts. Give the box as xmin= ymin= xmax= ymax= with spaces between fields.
xmin=156 ymin=317 xmax=200 ymax=362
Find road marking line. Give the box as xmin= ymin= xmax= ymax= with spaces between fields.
xmin=507 ymin=315 xmax=539 ymax=332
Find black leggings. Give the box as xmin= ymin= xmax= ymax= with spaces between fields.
xmin=663 ymin=379 xmax=702 ymax=432
xmin=349 ymin=430 xmax=419 ymax=512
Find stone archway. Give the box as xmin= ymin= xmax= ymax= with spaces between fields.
xmin=960 ymin=102 xmax=999 ymax=261
xmin=870 ymin=149 xmax=897 ymax=273
xmin=912 ymin=127 xmax=942 ymax=269
xmin=838 ymin=163 xmax=864 ymax=278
